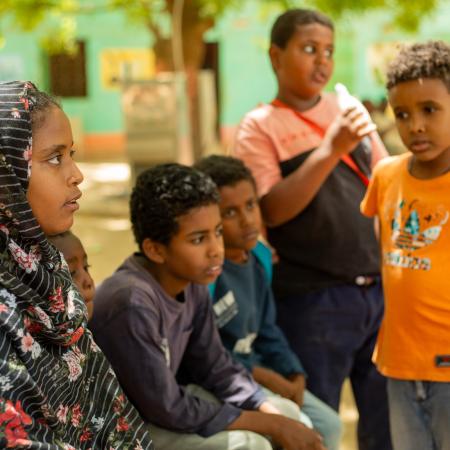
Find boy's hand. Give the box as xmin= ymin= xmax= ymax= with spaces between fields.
xmin=288 ymin=373 xmax=306 ymax=407
xmin=274 ymin=416 xmax=326 ymax=450
xmin=324 ymin=107 xmax=377 ymax=156
xmin=253 ymin=366 xmax=295 ymax=399
xmin=253 ymin=367 xmax=306 ymax=407
xmin=228 ymin=410 xmax=325 ymax=450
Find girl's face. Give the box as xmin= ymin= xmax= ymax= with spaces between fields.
xmin=27 ymin=106 xmax=83 ymax=236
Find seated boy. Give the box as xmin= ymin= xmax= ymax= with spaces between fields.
xmin=49 ymin=230 xmax=95 ymax=320
xmin=196 ymin=155 xmax=342 ymax=450
xmin=90 ymin=163 xmax=325 ymax=450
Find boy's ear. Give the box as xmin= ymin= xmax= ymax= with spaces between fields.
xmin=269 ymin=44 xmax=281 ymax=72
xmin=142 ymin=238 xmax=166 ymax=264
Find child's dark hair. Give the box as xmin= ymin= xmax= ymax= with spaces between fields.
xmin=195 ymin=155 xmax=256 ymax=190
xmin=270 ymin=9 xmax=334 ymax=49
xmin=29 ymin=88 xmax=61 ymax=132
xmin=130 ymin=163 xmax=220 ymax=247
xmin=386 ymin=41 xmax=450 ymax=91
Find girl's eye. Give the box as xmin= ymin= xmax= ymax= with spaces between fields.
xmin=216 ymin=227 xmax=223 ymax=238
xmin=191 ymin=236 xmax=204 ymax=245
xmin=84 ymin=264 xmax=91 ymax=273
xmin=303 ymin=44 xmax=315 ymax=54
xmin=70 ymin=149 xmax=76 ymax=158
xmin=423 ymin=105 xmax=436 ymax=114
xmin=48 ymin=155 xmax=62 ymax=165
xmin=324 ymin=48 xmax=333 ymax=59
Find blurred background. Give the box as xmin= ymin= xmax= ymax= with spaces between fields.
xmin=1 ymin=0 xmax=449 ymax=447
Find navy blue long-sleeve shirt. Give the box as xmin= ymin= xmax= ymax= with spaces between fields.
xmin=211 ymin=250 xmax=305 ymax=377
xmin=90 ymin=254 xmax=265 ymax=437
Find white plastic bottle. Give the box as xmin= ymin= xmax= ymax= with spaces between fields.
xmin=334 ymin=83 xmax=374 ymax=125
xmin=334 ymin=83 xmax=383 ymax=156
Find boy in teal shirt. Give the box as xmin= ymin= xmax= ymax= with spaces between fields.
xmin=197 ymin=155 xmax=342 ymax=450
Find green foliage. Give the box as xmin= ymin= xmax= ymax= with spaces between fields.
xmin=0 ymin=0 xmax=442 ymax=53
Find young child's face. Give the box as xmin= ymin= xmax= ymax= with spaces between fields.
xmin=27 ymin=106 xmax=83 ymax=236
xmin=219 ymin=180 xmax=262 ymax=253
xmin=389 ymin=78 xmax=450 ymax=166
xmin=57 ymin=234 xmax=95 ymax=319
xmin=157 ymin=204 xmax=224 ymax=291
xmin=270 ymin=23 xmax=334 ymax=100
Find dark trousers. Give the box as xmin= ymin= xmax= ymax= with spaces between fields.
xmin=276 ymin=281 xmax=392 ymax=450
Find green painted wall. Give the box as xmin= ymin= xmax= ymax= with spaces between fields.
xmin=1 ymin=2 xmax=449 ymax=133
xmin=0 ymin=11 xmax=151 ymax=133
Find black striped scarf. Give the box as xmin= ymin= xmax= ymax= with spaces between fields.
xmin=0 ymin=81 xmax=153 ymax=449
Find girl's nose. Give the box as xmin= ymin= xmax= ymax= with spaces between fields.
xmin=70 ymin=161 xmax=84 ymax=185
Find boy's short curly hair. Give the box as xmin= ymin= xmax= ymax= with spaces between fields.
xmin=130 ymin=163 xmax=220 ymax=247
xmin=386 ymin=41 xmax=450 ymax=91
xmin=195 ymin=155 xmax=256 ymax=190
xmin=270 ymin=8 xmax=334 ymax=49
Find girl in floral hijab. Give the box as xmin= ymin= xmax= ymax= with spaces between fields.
xmin=0 ymin=81 xmax=153 ymax=449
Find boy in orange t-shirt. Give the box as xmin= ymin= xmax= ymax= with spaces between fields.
xmin=361 ymin=41 xmax=450 ymax=450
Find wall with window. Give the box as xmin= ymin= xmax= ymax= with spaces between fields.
xmin=0 ymin=2 xmax=449 ymax=157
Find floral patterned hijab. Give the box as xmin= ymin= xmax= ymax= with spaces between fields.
xmin=0 ymin=81 xmax=153 ymax=449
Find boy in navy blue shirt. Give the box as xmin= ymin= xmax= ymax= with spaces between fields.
xmin=91 ymin=163 xmax=325 ymax=450
xmin=197 ymin=155 xmax=342 ymax=450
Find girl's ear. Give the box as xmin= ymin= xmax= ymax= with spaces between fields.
xmin=142 ymin=238 xmax=166 ymax=264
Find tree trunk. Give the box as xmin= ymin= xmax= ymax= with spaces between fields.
xmin=151 ymin=0 xmax=214 ymax=161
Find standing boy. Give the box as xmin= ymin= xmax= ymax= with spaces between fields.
xmin=90 ymin=163 xmax=325 ymax=450
xmin=233 ymin=8 xmax=391 ymax=450
xmin=361 ymin=41 xmax=450 ymax=450
xmin=196 ymin=155 xmax=342 ymax=450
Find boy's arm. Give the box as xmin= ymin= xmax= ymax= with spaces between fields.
xmin=360 ymin=161 xmax=384 ymax=219
xmin=260 ymin=108 xmax=377 ymax=227
xmin=252 ymin=366 xmax=306 ymax=406
xmin=252 ymin=282 xmax=306 ymax=405
xmin=253 ymin=285 xmax=305 ymax=376
xmin=183 ymin=287 xmax=266 ymax=410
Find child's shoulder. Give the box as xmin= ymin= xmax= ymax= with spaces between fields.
xmin=96 ymin=255 xmax=162 ymax=310
xmin=241 ymin=103 xmax=278 ymax=123
xmin=373 ymin=153 xmax=410 ymax=178
xmin=251 ymin=241 xmax=273 ymax=282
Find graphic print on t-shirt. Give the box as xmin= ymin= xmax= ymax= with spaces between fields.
xmin=213 ymin=291 xmax=238 ymax=328
xmin=384 ymin=199 xmax=449 ymax=271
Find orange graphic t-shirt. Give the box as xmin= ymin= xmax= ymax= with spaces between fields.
xmin=361 ymin=153 xmax=450 ymax=381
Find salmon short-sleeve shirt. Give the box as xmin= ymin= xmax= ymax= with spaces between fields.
xmin=233 ymin=93 xmax=386 ymax=198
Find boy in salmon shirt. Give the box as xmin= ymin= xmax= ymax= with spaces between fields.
xmin=233 ymin=8 xmax=391 ymax=450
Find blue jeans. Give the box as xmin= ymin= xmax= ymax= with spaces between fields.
xmin=388 ymin=379 xmax=450 ymax=450
xmin=302 ymin=389 xmax=342 ymax=450
xmin=276 ymin=281 xmax=392 ymax=450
